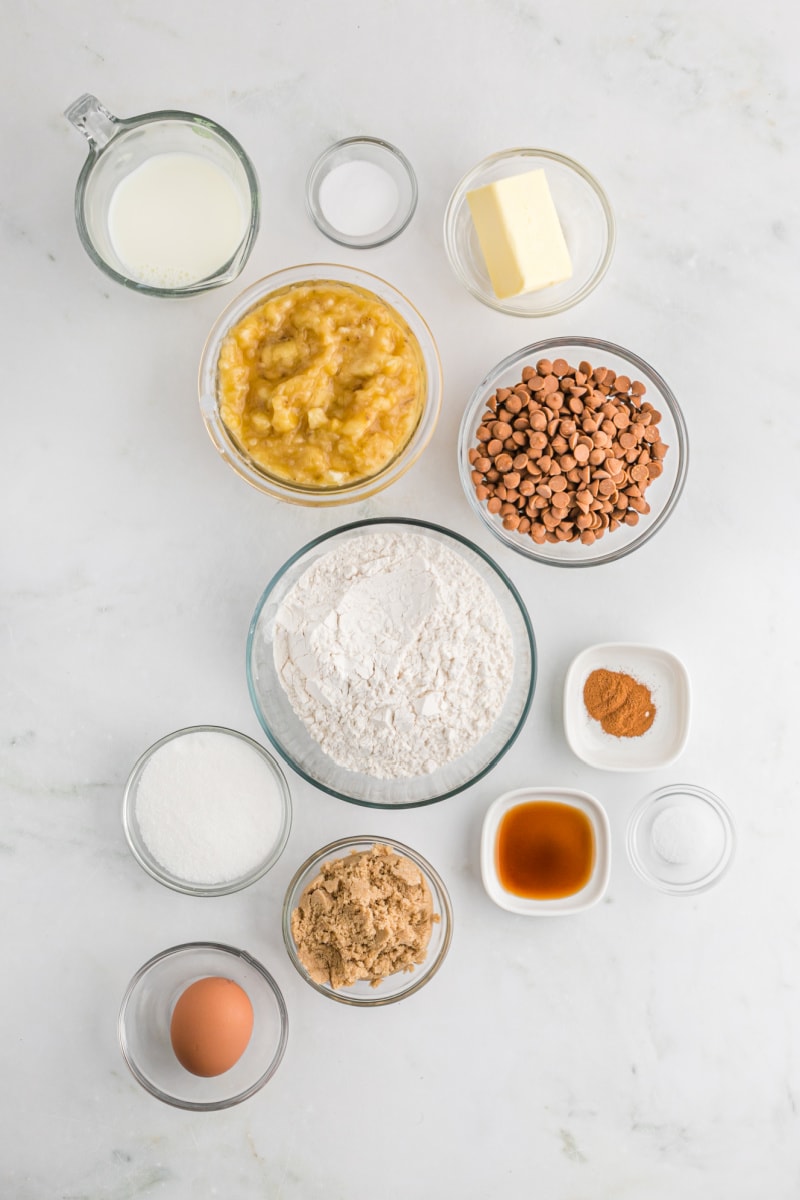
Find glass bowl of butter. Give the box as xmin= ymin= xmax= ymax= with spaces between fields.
xmin=443 ymin=148 xmax=615 ymax=317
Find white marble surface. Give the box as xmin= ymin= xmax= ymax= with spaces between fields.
xmin=3 ymin=0 xmax=799 ymax=1196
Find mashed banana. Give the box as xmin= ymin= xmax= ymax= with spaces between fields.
xmin=217 ymin=280 xmax=424 ymax=488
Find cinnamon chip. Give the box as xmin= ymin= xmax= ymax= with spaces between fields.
xmin=469 ymin=359 xmax=669 ymax=548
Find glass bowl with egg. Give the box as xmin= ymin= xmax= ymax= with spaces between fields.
xmin=458 ymin=336 xmax=688 ymax=567
xmin=282 ymin=836 xmax=453 ymax=1006
xmin=443 ymin=148 xmax=614 ymax=317
xmin=118 ymin=942 xmax=289 ymax=1110
xmin=246 ymin=518 xmax=536 ymax=808
xmin=198 ymin=263 xmax=442 ymax=505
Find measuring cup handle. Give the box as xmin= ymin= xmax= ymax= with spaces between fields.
xmin=64 ymin=94 xmax=119 ymax=149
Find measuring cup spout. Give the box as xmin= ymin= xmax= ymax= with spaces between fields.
xmin=64 ymin=94 xmax=119 ymax=149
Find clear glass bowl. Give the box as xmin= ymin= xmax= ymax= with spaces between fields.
xmin=626 ymin=784 xmax=736 ymax=896
xmin=443 ymin=148 xmax=614 ymax=317
xmin=122 ymin=726 xmax=292 ymax=896
xmin=282 ymin=836 xmax=453 ymax=1006
xmin=306 ymin=136 xmax=417 ymax=248
xmin=246 ymin=518 xmax=536 ymax=807
xmin=458 ymin=336 xmax=689 ymax=567
xmin=118 ymin=942 xmax=289 ymax=1109
xmin=198 ymin=263 xmax=442 ymax=506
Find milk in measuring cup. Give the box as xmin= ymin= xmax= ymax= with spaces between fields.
xmin=108 ymin=153 xmax=247 ymax=289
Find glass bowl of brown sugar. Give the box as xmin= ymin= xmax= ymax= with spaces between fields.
xmin=563 ymin=642 xmax=691 ymax=771
xmin=282 ymin=836 xmax=453 ymax=1005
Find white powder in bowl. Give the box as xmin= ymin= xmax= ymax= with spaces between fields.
xmin=272 ymin=530 xmax=515 ymax=778
xmin=318 ymin=160 xmax=399 ymax=237
xmin=134 ymin=729 xmax=285 ymax=885
xmin=651 ymin=803 xmax=723 ymax=871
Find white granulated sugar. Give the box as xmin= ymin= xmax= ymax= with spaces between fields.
xmin=272 ymin=531 xmax=515 ymax=778
xmin=318 ymin=159 xmax=399 ymax=236
xmin=651 ymin=804 xmax=723 ymax=870
xmin=135 ymin=730 xmax=283 ymax=885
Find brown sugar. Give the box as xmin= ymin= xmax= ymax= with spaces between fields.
xmin=290 ymin=844 xmax=438 ymax=989
xmin=583 ymin=668 xmax=656 ymax=738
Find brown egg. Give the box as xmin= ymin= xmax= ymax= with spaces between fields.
xmin=170 ymin=976 xmax=254 ymax=1077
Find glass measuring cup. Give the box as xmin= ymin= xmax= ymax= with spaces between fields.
xmin=65 ymin=94 xmax=260 ymax=297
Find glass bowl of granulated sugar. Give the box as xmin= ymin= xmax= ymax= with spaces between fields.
xmin=123 ymin=726 xmax=292 ymax=895
xmin=246 ymin=518 xmax=536 ymax=808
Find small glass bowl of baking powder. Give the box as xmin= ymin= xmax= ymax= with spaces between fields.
xmin=626 ymin=783 xmax=736 ymax=895
xmin=282 ymin=836 xmax=453 ymax=1006
xmin=306 ymin=137 xmax=418 ymax=248
xmin=122 ymin=726 xmax=292 ymax=896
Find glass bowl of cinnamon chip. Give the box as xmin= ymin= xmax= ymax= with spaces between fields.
xmin=458 ymin=337 xmax=689 ymax=567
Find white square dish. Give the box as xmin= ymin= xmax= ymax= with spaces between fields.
xmin=480 ymin=786 xmax=611 ymax=915
xmin=563 ymin=643 xmax=691 ymax=771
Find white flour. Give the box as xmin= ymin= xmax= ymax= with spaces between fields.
xmin=272 ymin=530 xmax=515 ymax=778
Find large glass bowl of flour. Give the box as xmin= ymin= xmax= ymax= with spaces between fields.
xmin=246 ymin=519 xmax=536 ymax=808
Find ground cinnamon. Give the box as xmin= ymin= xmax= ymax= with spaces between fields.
xmin=583 ymin=668 xmax=655 ymax=738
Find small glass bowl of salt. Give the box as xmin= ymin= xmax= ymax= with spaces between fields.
xmin=306 ymin=136 xmax=418 ymax=248
xmin=626 ymin=783 xmax=736 ymax=896
xmin=122 ymin=726 xmax=292 ymax=897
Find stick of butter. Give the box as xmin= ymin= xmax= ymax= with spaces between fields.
xmin=467 ymin=169 xmax=573 ymax=300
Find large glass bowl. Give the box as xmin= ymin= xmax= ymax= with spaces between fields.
xmin=458 ymin=337 xmax=688 ymax=567
xmin=198 ymin=263 xmax=442 ymax=506
xmin=118 ymin=942 xmax=288 ymax=1110
xmin=282 ymin=836 xmax=453 ymax=1006
xmin=444 ymin=148 xmax=614 ymax=317
xmin=246 ymin=518 xmax=536 ymax=807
